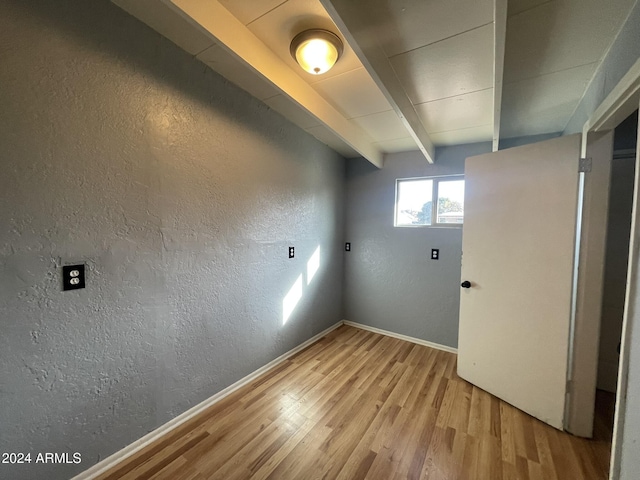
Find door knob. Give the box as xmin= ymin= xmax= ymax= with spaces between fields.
xmin=461 ymin=281 xmax=471 ymax=288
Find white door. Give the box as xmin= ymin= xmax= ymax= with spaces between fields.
xmin=458 ymin=134 xmax=581 ymax=429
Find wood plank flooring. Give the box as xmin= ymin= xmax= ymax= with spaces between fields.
xmin=96 ymin=325 xmax=614 ymax=479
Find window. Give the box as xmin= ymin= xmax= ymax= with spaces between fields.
xmin=394 ymin=175 xmax=465 ymax=227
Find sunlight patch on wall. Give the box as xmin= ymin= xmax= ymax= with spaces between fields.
xmin=283 ymin=274 xmax=303 ymax=325
xmin=307 ymin=246 xmax=320 ymax=285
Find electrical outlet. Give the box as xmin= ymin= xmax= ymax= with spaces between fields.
xmin=289 ymin=246 xmax=294 ymax=258
xmin=431 ymin=249 xmax=439 ymax=260
xmin=63 ymin=264 xmax=85 ymax=291
xmin=345 ymin=242 xmax=351 ymax=251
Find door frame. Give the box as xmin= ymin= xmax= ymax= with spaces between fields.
xmin=564 ymin=129 xmax=613 ymax=437
xmin=566 ymin=58 xmax=640 ymax=478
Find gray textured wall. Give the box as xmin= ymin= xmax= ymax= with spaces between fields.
xmin=0 ymin=1 xmax=345 ymax=479
xmin=498 ymin=132 xmax=561 ymax=150
xmin=343 ymin=143 xmax=491 ymax=348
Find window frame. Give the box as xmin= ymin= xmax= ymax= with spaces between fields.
xmin=394 ymin=174 xmax=465 ymax=228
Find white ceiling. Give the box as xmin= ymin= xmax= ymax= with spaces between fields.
xmin=112 ymin=0 xmax=635 ymax=167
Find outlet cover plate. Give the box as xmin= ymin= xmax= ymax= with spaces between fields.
xmin=63 ymin=264 xmax=85 ymax=291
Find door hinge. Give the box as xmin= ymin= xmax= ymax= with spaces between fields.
xmin=579 ymin=157 xmax=592 ymax=173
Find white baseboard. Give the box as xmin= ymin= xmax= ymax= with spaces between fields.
xmin=343 ymin=320 xmax=458 ymax=354
xmin=72 ymin=321 xmax=344 ymax=480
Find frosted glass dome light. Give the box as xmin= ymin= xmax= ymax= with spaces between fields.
xmin=290 ymin=29 xmax=343 ymax=75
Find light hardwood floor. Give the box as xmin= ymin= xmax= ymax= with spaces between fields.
xmin=97 ymin=325 xmax=614 ymax=479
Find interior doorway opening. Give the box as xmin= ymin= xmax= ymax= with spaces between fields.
xmin=598 ymin=112 xmax=638 ymax=395
xmin=594 ymin=110 xmax=639 ymax=452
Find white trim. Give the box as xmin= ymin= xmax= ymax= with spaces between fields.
xmin=343 ymin=320 xmax=458 ymax=354
xmin=492 ymin=0 xmax=507 ymax=152
xmin=565 ymin=168 xmax=586 ymax=430
xmin=71 ymin=321 xmax=344 ymax=480
xmin=320 ymin=0 xmax=435 ymax=164
xmin=585 ymin=58 xmax=640 ymax=135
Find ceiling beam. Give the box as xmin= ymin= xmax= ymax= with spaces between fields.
xmin=492 ymin=0 xmax=508 ymax=151
xmin=320 ymin=0 xmax=435 ymax=164
xmin=165 ymin=0 xmax=384 ymax=168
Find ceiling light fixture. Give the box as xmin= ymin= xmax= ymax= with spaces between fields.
xmin=290 ymin=29 xmax=344 ymax=75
